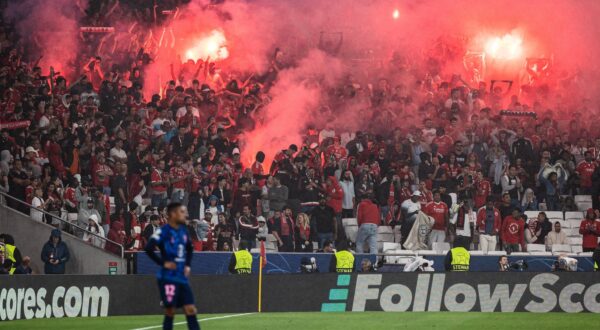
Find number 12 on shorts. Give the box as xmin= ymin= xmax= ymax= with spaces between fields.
xmin=165 ymin=284 xmax=176 ymax=303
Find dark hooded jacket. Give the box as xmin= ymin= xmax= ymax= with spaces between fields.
xmin=105 ymin=221 xmax=125 ymax=255
xmin=41 ymin=229 xmax=70 ymax=274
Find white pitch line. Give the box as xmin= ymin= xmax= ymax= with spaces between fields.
xmin=130 ymin=312 xmax=254 ymax=330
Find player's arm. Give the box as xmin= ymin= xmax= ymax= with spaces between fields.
xmin=185 ymin=232 xmax=193 ymax=276
xmin=144 ymin=230 xmax=163 ymax=266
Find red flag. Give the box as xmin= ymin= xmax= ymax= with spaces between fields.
xmin=260 ymin=240 xmax=267 ymax=268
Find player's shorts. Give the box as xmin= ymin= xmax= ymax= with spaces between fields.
xmin=157 ymin=280 xmax=195 ymax=308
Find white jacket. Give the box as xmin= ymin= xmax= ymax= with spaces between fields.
xmin=403 ymin=211 xmax=434 ymax=251
xmin=83 ymin=214 xmax=106 ymax=249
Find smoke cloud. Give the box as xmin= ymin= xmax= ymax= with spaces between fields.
xmin=6 ymin=0 xmax=600 ymax=165
xmin=5 ymin=0 xmax=82 ymax=75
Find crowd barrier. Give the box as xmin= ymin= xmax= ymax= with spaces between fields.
xmin=134 ymin=252 xmax=596 ymax=275
xmin=3 ymin=272 xmax=600 ymax=321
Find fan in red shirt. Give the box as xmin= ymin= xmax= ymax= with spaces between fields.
xmin=325 ymin=176 xmax=343 ymax=215
xmin=397 ymin=181 xmax=412 ymax=204
xmin=424 ymin=191 xmax=449 ymax=246
xmin=397 ymin=164 xmax=415 ymax=186
xmin=576 ymin=151 xmax=597 ymax=193
xmin=92 ymin=155 xmax=113 ymax=192
xmin=417 ymin=181 xmax=433 ymax=208
xmin=46 ymin=133 xmax=66 ymax=178
xmin=579 ymin=208 xmax=600 ymax=252
xmin=473 ymin=170 xmax=491 ymax=209
xmin=169 ymin=157 xmax=189 ymax=190
xmin=588 ymin=138 xmax=600 ymax=161
xmin=431 ymin=127 xmax=454 ymax=156
xmin=324 ymin=136 xmax=348 ymax=162
xmin=251 ymin=151 xmax=267 ymax=187
xmin=270 ymin=144 xmax=297 ymax=175
xmin=501 ymin=209 xmax=526 ymax=253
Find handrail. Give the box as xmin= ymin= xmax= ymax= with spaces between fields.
xmin=0 ymin=191 xmax=124 ymax=259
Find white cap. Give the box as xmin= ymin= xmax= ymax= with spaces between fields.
xmin=412 ymin=190 xmax=422 ymax=197
xmin=257 ymin=216 xmax=266 ymax=223
xmin=232 ymin=148 xmax=240 ymax=155
xmin=25 ymin=146 xmax=38 ymax=154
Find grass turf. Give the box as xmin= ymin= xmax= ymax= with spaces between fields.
xmin=5 ymin=312 xmax=600 ymax=330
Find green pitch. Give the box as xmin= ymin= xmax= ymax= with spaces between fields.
xmin=6 ymin=312 xmax=600 ymax=330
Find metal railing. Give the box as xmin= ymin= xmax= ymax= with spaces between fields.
xmin=0 ymin=191 xmax=124 ymax=259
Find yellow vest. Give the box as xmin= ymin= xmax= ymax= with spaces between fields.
xmin=234 ymin=250 xmax=252 ymax=274
xmin=595 ymin=261 xmax=598 ymax=271
xmin=335 ymin=250 xmax=355 ymax=273
xmin=450 ymin=247 xmax=470 ymax=271
xmin=5 ymin=244 xmax=16 ymax=275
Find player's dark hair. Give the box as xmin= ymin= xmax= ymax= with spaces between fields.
xmin=166 ymin=202 xmax=183 ymax=215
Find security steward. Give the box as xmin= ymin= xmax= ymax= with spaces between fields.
xmin=228 ymin=241 xmax=253 ymax=274
xmin=444 ymin=238 xmax=470 ymax=271
xmin=329 ymin=240 xmax=355 ymax=273
xmin=0 ymin=234 xmax=22 ymax=275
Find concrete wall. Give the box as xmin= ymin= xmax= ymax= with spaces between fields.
xmin=0 ymin=204 xmax=126 ymax=274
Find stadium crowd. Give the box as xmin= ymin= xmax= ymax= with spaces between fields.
xmin=1 ymin=0 xmax=600 ymax=262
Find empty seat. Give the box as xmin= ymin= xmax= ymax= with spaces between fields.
xmin=383 ymin=242 xmax=401 ymax=252
xmin=577 ymin=202 xmax=593 ymax=211
xmin=527 ymin=244 xmax=546 ymax=252
xmin=551 ymin=244 xmax=572 ymax=253
xmin=432 ymin=242 xmax=451 ymax=253
xmin=579 ymin=252 xmax=593 ymax=257
xmin=486 ymin=251 xmax=506 ymax=256
xmin=342 ymin=218 xmax=358 ymax=227
xmin=344 ymin=225 xmax=358 ymax=243
xmin=524 ymin=211 xmax=541 ymax=220
xmin=564 ymin=211 xmax=584 ymax=221
xmin=377 ymin=226 xmax=394 ymax=242
xmin=574 ymin=195 xmax=592 ymax=203
xmin=544 ymin=211 xmax=564 ymax=220
xmin=571 ymin=245 xmax=583 ymax=254
xmin=568 ymin=219 xmax=582 ymax=229
xmin=265 ymin=241 xmax=277 ymax=251
xmin=469 ymin=250 xmax=485 ymax=256
xmin=376 ymin=242 xmax=384 ymax=253
xmin=569 ymin=237 xmax=583 ymax=245
xmin=250 ymin=248 xmax=260 ymax=253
